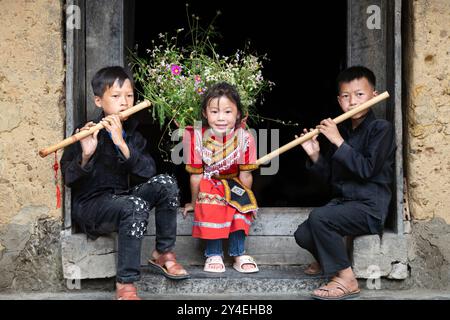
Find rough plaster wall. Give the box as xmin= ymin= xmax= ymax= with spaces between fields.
xmin=409 ymin=218 xmax=450 ymax=289
xmin=0 ymin=0 xmax=64 ymax=290
xmin=405 ymin=0 xmax=450 ymax=222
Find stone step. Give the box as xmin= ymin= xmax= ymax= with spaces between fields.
xmin=136 ymin=265 xmax=328 ymax=295
xmin=146 ymin=207 xmax=311 ymax=236
xmin=141 ymin=236 xmax=315 ymax=265
xmin=61 ymin=208 xmax=314 ymax=281
xmin=61 ymin=207 xmax=408 ymax=282
xmin=141 ymin=207 xmax=313 ymax=265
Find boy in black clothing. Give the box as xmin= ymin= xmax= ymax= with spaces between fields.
xmin=294 ymin=66 xmax=395 ymax=300
xmin=61 ymin=66 xmax=188 ymax=300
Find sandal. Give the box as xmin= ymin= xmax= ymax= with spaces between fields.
xmin=148 ymin=251 xmax=190 ymax=280
xmin=311 ymin=278 xmax=360 ymax=300
xmin=204 ymin=256 xmax=226 ymax=273
xmin=116 ymin=283 xmax=141 ymax=300
xmin=233 ymin=255 xmax=259 ymax=273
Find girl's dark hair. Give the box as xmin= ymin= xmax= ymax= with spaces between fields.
xmin=91 ymin=66 xmax=134 ymax=97
xmin=200 ymin=82 xmax=243 ymax=127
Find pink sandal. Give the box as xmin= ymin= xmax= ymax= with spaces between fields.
xmin=233 ymin=255 xmax=259 ymax=273
xmin=204 ymin=256 xmax=226 ymax=273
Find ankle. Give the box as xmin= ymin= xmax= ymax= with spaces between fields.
xmin=152 ymin=249 xmax=161 ymax=259
xmin=116 ymin=282 xmax=134 ymax=289
xmin=337 ymin=268 xmax=356 ymax=282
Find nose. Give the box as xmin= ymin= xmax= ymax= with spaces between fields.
xmin=349 ymin=94 xmax=357 ymax=106
xmin=119 ymin=95 xmax=128 ymax=107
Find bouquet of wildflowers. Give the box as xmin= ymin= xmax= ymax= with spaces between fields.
xmin=129 ymin=12 xmax=273 ymax=133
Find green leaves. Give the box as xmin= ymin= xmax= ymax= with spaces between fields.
xmin=129 ymin=18 xmax=273 ymax=131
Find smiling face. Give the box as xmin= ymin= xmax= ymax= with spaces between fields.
xmin=203 ymin=96 xmax=239 ymax=135
xmin=94 ymin=78 xmax=134 ymax=117
xmin=337 ymin=77 xmax=378 ymax=122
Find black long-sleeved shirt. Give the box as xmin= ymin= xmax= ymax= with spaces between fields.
xmin=306 ymin=110 xmax=396 ymax=222
xmin=60 ymin=114 xmax=157 ymax=210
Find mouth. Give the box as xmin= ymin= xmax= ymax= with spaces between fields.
xmin=214 ymin=125 xmax=228 ymax=130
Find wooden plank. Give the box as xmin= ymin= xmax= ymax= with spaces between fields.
xmin=145 ymin=207 xmax=312 ymax=236
xmin=85 ymin=0 xmax=125 ymax=120
xmin=347 ymin=0 xmax=387 ymax=119
xmin=64 ymin=0 xmax=86 ymax=231
xmin=393 ymin=0 xmax=403 ymax=234
xmin=141 ymin=236 xmax=314 ymax=266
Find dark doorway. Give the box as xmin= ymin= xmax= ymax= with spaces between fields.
xmin=132 ymin=1 xmax=347 ymax=207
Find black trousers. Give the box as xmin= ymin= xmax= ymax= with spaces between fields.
xmin=75 ymin=174 xmax=180 ymax=283
xmin=294 ymin=199 xmax=382 ymax=276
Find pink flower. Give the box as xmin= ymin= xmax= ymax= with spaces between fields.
xmin=196 ymin=87 xmax=205 ymax=95
xmin=171 ymin=64 xmax=181 ymax=76
xmin=194 ymin=75 xmax=201 ymax=83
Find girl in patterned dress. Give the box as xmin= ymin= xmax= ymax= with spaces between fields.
xmin=182 ymin=82 xmax=259 ymax=273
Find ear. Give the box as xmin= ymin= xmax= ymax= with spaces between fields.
xmin=336 ymin=95 xmax=342 ymax=106
xmin=373 ymin=90 xmax=378 ymax=96
xmin=94 ymin=96 xmax=103 ymax=108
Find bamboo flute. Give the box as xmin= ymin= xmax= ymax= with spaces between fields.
xmin=38 ymin=100 xmax=151 ymax=158
xmin=255 ymin=91 xmax=390 ymax=166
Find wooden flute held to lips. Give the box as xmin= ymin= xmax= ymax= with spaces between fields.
xmin=38 ymin=100 xmax=152 ymax=158
xmin=255 ymin=91 xmax=390 ymax=166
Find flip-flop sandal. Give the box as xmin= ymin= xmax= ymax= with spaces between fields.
xmin=233 ymin=255 xmax=259 ymax=273
xmin=148 ymin=251 xmax=190 ymax=280
xmin=311 ymin=279 xmax=360 ymax=300
xmin=204 ymin=256 xmax=226 ymax=273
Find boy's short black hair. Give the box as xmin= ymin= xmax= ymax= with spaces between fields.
xmin=91 ymin=66 xmax=134 ymax=97
xmin=201 ymin=82 xmax=244 ymax=127
xmin=337 ymin=66 xmax=376 ymax=91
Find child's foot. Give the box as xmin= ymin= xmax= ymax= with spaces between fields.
xmin=233 ymin=255 xmax=259 ymax=273
xmin=149 ymin=250 xmax=189 ymax=280
xmin=304 ymin=261 xmax=322 ymax=275
xmin=204 ymin=256 xmax=225 ymax=273
xmin=311 ymin=276 xmax=360 ymax=300
xmin=116 ymin=282 xmax=141 ymax=300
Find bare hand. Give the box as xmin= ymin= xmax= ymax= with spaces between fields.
xmin=297 ymin=128 xmax=320 ymax=161
xmin=182 ymin=202 xmax=195 ymax=219
xmin=101 ymin=114 xmax=124 ymax=146
xmin=78 ymin=122 xmax=99 ymax=158
xmin=316 ymin=118 xmax=344 ymax=147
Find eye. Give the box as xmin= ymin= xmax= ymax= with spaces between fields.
xmin=112 ymin=95 xmax=119 ymax=98
xmin=357 ymin=92 xmax=364 ymax=97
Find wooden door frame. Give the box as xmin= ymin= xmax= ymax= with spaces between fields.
xmin=347 ymin=0 xmax=403 ymax=234
xmin=64 ymin=0 xmax=404 ymax=235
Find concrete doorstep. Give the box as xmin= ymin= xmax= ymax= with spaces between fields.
xmin=1 ymin=265 xmax=449 ymax=300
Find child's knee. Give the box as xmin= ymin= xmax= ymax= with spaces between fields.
xmin=148 ymin=174 xmax=180 ymax=207
xmin=294 ymin=224 xmax=309 ymax=247
xmin=308 ymin=209 xmax=327 ymax=226
xmin=148 ymin=174 xmax=178 ymax=189
xmin=122 ymin=196 xmax=151 ymax=239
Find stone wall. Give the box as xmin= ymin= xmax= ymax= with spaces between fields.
xmin=404 ymin=0 xmax=450 ymax=222
xmin=0 ymin=0 xmax=65 ymax=290
xmin=402 ymin=0 xmax=450 ymax=289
